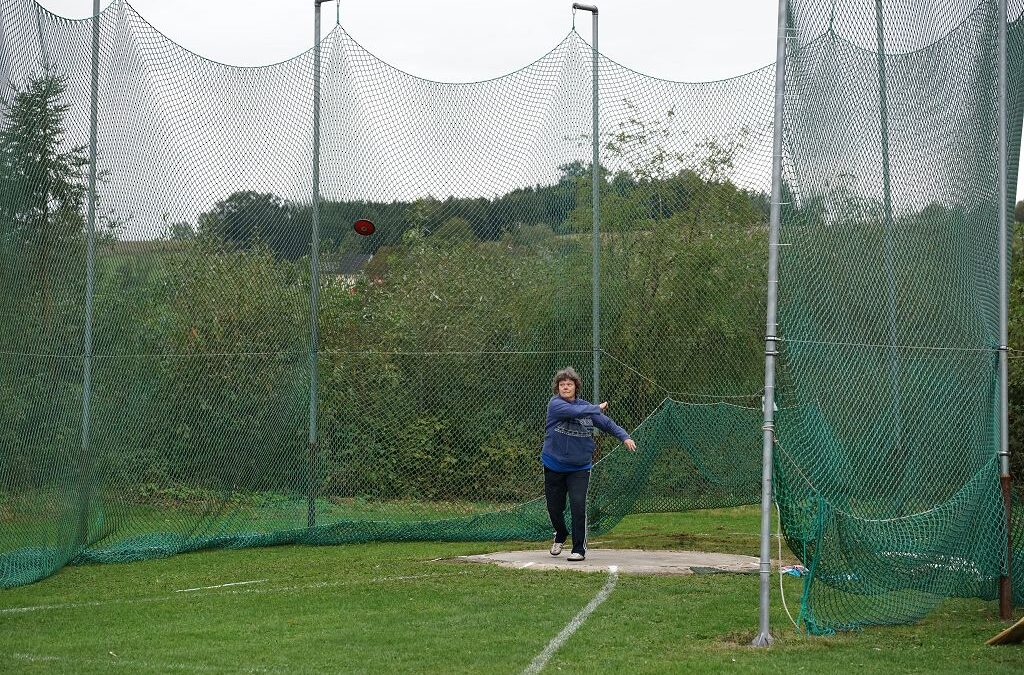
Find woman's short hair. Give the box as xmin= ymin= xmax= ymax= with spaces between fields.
xmin=551 ymin=367 xmax=583 ymax=396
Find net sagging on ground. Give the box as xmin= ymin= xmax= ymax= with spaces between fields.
xmin=0 ymin=0 xmax=1021 ymax=635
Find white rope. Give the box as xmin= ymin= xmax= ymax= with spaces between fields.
xmin=776 ymin=501 xmax=800 ymax=632
xmin=600 ymin=349 xmax=763 ymax=401
xmin=778 ymin=337 xmax=997 ymax=354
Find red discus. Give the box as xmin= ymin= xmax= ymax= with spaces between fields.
xmin=353 ymin=219 xmax=376 ymax=236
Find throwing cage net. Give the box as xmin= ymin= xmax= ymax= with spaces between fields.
xmin=776 ymin=0 xmax=1024 ymax=633
xmin=0 ymin=0 xmax=1021 ymax=634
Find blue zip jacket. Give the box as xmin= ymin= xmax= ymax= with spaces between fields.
xmin=541 ymin=396 xmax=631 ymax=472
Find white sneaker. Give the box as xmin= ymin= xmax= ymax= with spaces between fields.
xmin=567 ymin=552 xmax=585 ymax=561
xmin=550 ymin=539 xmax=564 ymax=556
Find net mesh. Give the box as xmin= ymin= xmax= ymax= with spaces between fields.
xmin=0 ymin=0 xmax=1021 ymax=634
xmin=777 ymin=0 xmax=1024 ymax=632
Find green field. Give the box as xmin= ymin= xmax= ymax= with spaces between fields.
xmin=1 ymin=507 xmax=1022 ymax=674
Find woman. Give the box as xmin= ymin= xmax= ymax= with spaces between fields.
xmin=541 ymin=367 xmax=636 ymax=561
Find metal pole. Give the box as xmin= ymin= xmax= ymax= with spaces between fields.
xmin=874 ymin=0 xmax=902 ymax=503
xmin=874 ymin=3 xmax=894 ymax=248
xmin=76 ymin=0 xmax=100 ymax=548
xmin=753 ymin=0 xmax=789 ymax=648
xmin=573 ymin=3 xmax=600 ymax=403
xmin=997 ymin=0 xmax=1013 ymax=621
xmin=308 ymin=0 xmax=326 ymax=529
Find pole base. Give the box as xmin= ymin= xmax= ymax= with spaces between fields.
xmin=750 ymin=632 xmax=774 ymax=647
xmin=1000 ymin=576 xmax=1013 ymax=620
xmin=1000 ymin=474 xmax=1014 ymax=620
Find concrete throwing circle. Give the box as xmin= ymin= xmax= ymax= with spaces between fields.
xmin=455 ymin=549 xmax=759 ymax=575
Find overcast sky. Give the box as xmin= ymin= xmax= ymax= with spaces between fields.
xmin=33 ymin=0 xmax=1024 ymax=198
xmin=36 ymin=1 xmax=780 ymax=80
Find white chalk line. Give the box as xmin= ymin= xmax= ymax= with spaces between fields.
xmin=7 ymin=651 xmax=275 ymax=673
xmin=176 ymin=579 xmax=268 ymax=593
xmin=1 ymin=571 xmax=471 ymax=615
xmin=10 ymin=653 xmax=59 ymax=662
xmin=523 ymin=565 xmax=619 ymax=675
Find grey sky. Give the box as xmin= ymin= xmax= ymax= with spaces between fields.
xmin=37 ymin=1 xmax=779 ymax=80
xmin=35 ymin=0 xmax=1024 ymax=198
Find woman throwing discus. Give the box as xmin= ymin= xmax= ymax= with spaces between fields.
xmin=541 ymin=367 xmax=636 ymax=561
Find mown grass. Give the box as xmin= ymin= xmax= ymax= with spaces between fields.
xmin=1 ymin=507 xmax=1021 ymax=674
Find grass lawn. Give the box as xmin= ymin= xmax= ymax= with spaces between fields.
xmin=1 ymin=507 xmax=1022 ymax=674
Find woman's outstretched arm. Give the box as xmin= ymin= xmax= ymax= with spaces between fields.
xmin=547 ymin=397 xmax=603 ymax=420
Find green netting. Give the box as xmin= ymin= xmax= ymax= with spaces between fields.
xmin=0 ymin=0 xmax=1022 ymax=636
xmin=0 ymin=0 xmax=772 ymax=590
xmin=777 ymin=0 xmax=1024 ymax=632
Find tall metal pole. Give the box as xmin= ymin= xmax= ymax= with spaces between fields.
xmin=997 ymin=0 xmax=1013 ymax=621
xmin=874 ymin=3 xmax=893 ymax=235
xmin=753 ymin=0 xmax=790 ymax=648
xmin=308 ymin=0 xmax=326 ymax=529
xmin=573 ymin=3 xmax=600 ymax=403
xmin=76 ymin=0 xmax=100 ymax=548
xmin=874 ymin=0 xmax=903 ymax=504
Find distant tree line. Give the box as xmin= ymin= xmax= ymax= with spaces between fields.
xmin=184 ymin=156 xmax=770 ymax=263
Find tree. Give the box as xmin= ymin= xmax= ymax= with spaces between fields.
xmin=0 ymin=73 xmax=90 ymax=494
xmin=1015 ymin=200 xmax=1024 ymax=224
xmin=167 ymin=221 xmax=195 ymax=241
xmin=197 ymin=191 xmax=307 ymax=259
xmin=0 ymin=73 xmax=88 ymax=345
xmin=0 ymin=74 xmax=88 ymax=232
xmin=558 ymin=161 xmax=589 ymax=183
xmin=406 ymin=196 xmax=441 ymax=237
xmin=431 ymin=217 xmax=475 ymax=243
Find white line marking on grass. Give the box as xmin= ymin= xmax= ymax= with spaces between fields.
xmin=1 ymin=571 xmax=471 ymax=615
xmin=523 ymin=565 xmax=619 ymax=675
xmin=8 ymin=652 xmax=228 ymax=672
xmin=373 ymin=574 xmax=443 ymax=582
xmin=175 ymin=579 xmax=268 ymax=593
xmin=2 ymin=599 xmax=113 ymax=615
xmin=254 ymin=572 xmax=458 ymax=595
xmin=11 ymin=653 xmax=59 ymax=662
